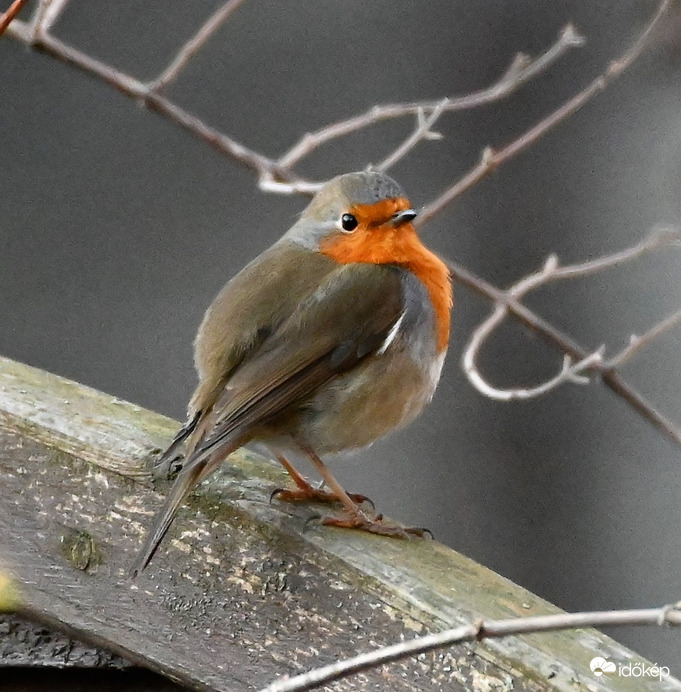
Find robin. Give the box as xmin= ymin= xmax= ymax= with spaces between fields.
xmin=131 ymin=170 xmax=452 ymax=574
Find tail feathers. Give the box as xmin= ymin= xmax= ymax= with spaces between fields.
xmin=130 ymin=459 xmax=206 ymax=577
xmin=130 ymin=439 xmax=237 ymax=577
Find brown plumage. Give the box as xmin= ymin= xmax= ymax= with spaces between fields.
xmin=131 ymin=171 xmax=452 ymax=575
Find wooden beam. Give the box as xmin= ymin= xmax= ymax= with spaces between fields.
xmin=0 ymin=612 xmax=131 ymax=669
xmin=0 ymin=356 xmax=675 ymax=691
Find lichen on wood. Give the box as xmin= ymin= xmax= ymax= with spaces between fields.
xmin=0 ymin=356 xmax=677 ymax=692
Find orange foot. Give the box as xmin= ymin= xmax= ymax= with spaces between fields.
xmin=270 ymin=483 xmax=374 ymax=509
xmin=319 ymin=511 xmax=433 ymax=539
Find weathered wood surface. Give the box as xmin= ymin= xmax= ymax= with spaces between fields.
xmin=0 ymin=613 xmax=130 ymax=669
xmin=0 ymin=356 xmax=678 ymax=691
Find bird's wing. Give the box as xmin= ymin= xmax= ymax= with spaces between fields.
xmin=196 ymin=262 xmax=406 ymax=458
xmin=131 ymin=262 xmax=407 ymax=575
xmin=190 ymin=241 xmax=338 ymax=416
xmin=153 ymin=242 xmax=337 ymax=474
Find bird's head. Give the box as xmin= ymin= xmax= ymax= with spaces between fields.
xmin=285 ymin=171 xmax=418 ymax=257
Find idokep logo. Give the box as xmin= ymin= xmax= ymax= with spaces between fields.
xmin=590 ymin=656 xmax=671 ymax=681
xmin=590 ymin=657 xmax=616 ymax=676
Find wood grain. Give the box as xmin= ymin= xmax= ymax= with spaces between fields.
xmin=0 ymin=356 xmax=676 ymax=691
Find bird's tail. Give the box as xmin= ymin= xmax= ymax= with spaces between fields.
xmin=129 ymin=441 xmax=238 ymax=577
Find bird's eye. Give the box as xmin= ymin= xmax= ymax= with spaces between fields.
xmin=341 ymin=213 xmax=358 ymax=232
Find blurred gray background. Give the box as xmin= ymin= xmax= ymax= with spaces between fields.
xmin=2 ymin=0 xmax=680 ymax=678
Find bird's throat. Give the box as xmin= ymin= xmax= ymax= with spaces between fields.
xmin=320 ymin=225 xmax=452 ymax=351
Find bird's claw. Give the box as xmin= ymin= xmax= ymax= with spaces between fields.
xmin=319 ymin=510 xmax=433 ymax=539
xmin=269 ymin=485 xmax=374 ymax=510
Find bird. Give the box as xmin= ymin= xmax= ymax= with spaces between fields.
xmin=131 ymin=170 xmax=452 ymax=575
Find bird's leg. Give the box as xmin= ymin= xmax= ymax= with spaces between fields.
xmin=296 ymin=441 xmax=431 ymax=539
xmin=270 ymin=450 xmax=373 ymax=509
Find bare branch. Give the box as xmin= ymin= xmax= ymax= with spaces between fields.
xmin=535 ymin=227 xmax=681 ymax=281
xmin=4 ymin=10 xmax=583 ymax=195
xmin=257 ymin=174 xmax=323 ymax=195
xmin=462 ymin=227 xmax=681 ymax=402
xmin=261 ymin=601 xmax=681 ymax=692
xmin=30 ymin=0 xmax=69 ymax=39
xmin=144 ymin=91 xmax=304 ymax=186
xmin=508 ymin=228 xmax=681 ymax=295
xmin=464 ymin=315 xmax=604 ymax=402
xmin=446 ymin=254 xmax=681 ymax=449
xmin=6 ymin=19 xmax=147 ymax=92
xmin=0 ymin=0 xmax=28 ymax=38
xmin=606 ymin=307 xmax=681 ymax=369
xmin=148 ymin=0 xmax=247 ymax=93
xmin=6 ymin=1 xmax=680 ymax=449
xmin=4 ymin=19 xmax=307 ymax=190
xmin=417 ymin=0 xmax=673 ymax=225
xmin=277 ymin=25 xmax=583 ymax=170
xmin=377 ymin=100 xmax=447 ymax=171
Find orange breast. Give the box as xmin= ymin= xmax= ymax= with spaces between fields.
xmin=320 ymin=215 xmax=452 ymax=351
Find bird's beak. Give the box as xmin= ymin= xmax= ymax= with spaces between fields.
xmin=389 ymin=209 xmax=417 ymax=226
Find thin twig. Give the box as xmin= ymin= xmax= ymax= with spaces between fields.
xmin=462 ymin=228 xmax=681 ymax=401
xmin=5 ymin=1 xmax=681 ymax=448
xmin=607 ymin=306 xmax=681 ymax=369
xmin=261 ymin=602 xmax=681 ymax=692
xmin=7 ymin=18 xmax=146 ymax=92
xmin=377 ymin=100 xmax=447 ymax=171
xmin=149 ymin=0 xmax=247 ymax=93
xmin=6 ymin=10 xmax=581 ymax=197
xmin=5 ymin=18 xmax=304 ymax=188
xmin=30 ymin=0 xmax=69 ymax=39
xmin=277 ymin=25 xmax=583 ymax=170
xmin=0 ymin=0 xmax=28 ymax=38
xmin=524 ymin=227 xmax=681 ymax=283
xmin=464 ymin=330 xmax=602 ymax=402
xmin=447 ymin=256 xmax=681 ymax=448
xmin=417 ymin=0 xmax=672 ymax=226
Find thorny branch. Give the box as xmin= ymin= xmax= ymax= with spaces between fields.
xmin=463 ymin=228 xmax=681 ymax=401
xmin=261 ymin=601 xmax=681 ymax=692
xmin=4 ymin=0 xmax=681 ymax=449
